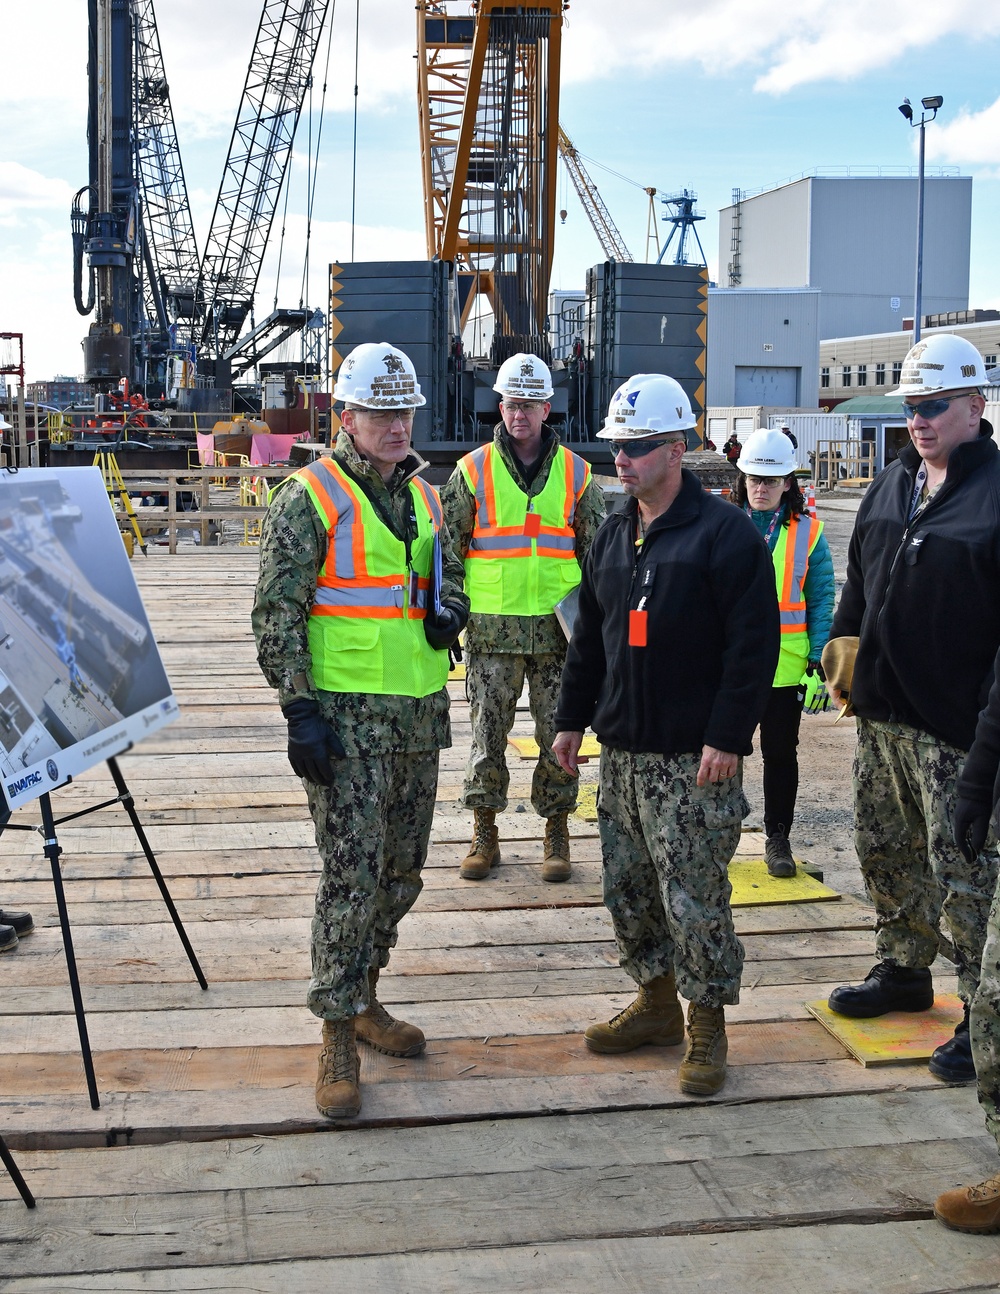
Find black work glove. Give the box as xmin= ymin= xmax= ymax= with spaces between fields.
xmin=805 ymin=660 xmax=825 ymax=680
xmin=282 ymin=697 xmax=346 ymax=786
xmin=424 ymin=598 xmax=468 ymax=651
xmin=954 ymin=796 xmax=992 ymax=864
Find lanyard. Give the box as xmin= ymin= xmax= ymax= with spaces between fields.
xmin=744 ymin=503 xmax=784 ymax=548
xmin=908 ymin=464 xmax=929 ymax=522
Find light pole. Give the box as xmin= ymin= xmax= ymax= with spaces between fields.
xmin=899 ymin=95 xmax=943 ymax=345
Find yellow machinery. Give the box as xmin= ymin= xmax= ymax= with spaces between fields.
xmin=416 ymin=0 xmax=565 ymax=339
xmin=94 ymin=451 xmax=147 ymax=557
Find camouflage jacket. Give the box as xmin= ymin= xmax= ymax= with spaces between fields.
xmin=252 ymin=431 xmax=468 ymax=755
xmin=440 ymin=424 xmax=606 ymax=655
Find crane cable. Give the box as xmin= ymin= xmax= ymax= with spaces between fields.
xmin=300 ymin=1 xmax=337 ymax=310
xmin=350 ymin=0 xmax=360 ymax=261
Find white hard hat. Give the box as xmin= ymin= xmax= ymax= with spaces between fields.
xmin=0 ymin=415 xmax=10 ymax=431
xmin=736 ymin=429 xmax=797 ymax=476
xmin=596 ymin=373 xmax=696 ymax=439
xmin=333 ymin=342 xmax=426 ymax=408
xmin=494 ymin=352 xmax=553 ymax=400
xmin=890 ymin=333 xmax=987 ymax=397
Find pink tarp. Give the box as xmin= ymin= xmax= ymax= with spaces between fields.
xmin=250 ymin=433 xmax=306 ymax=465
xmin=196 ymin=432 xmax=216 ymax=466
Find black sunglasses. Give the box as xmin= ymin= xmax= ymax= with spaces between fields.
xmin=901 ymin=393 xmax=974 ymax=419
xmin=609 ymin=437 xmax=680 ymax=458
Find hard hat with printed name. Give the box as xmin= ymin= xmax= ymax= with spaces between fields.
xmin=494 ymin=352 xmax=554 ymax=400
xmin=333 ymin=342 xmax=426 ymax=408
xmin=736 ymin=428 xmax=797 ymax=477
xmin=596 ymin=373 xmax=696 ymax=439
xmin=890 ymin=333 xmax=987 ymax=398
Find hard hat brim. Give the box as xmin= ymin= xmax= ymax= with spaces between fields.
xmin=595 ymin=425 xmax=693 ymax=440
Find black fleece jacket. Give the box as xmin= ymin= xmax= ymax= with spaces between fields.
xmin=956 ymin=647 xmax=1000 ymax=818
xmin=554 ymin=469 xmax=779 ymax=756
xmin=830 ymin=422 xmax=1000 ymax=751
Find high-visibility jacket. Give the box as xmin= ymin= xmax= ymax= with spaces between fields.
xmin=772 ymin=512 xmax=824 ymax=687
xmin=282 ymin=456 xmax=449 ymax=697
xmin=458 ymin=442 xmax=591 ymax=617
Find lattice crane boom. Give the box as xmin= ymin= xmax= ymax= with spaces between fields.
xmin=556 ymin=126 xmax=633 ymax=263
xmin=198 ymin=0 xmax=331 ymax=358
xmin=132 ymin=0 xmax=201 ymax=331
xmin=417 ymin=0 xmax=565 ymax=360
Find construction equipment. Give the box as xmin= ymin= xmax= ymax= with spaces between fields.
xmin=328 ymin=2 xmax=709 ymax=456
xmin=557 ymin=126 xmax=633 ymax=263
xmin=94 ymin=450 xmax=147 ymax=557
xmin=73 ymin=0 xmax=330 ymax=401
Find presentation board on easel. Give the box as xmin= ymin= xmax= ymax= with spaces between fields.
xmin=0 ymin=466 xmax=178 ymax=812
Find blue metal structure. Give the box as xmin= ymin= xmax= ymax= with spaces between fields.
xmin=656 ymin=189 xmax=708 ymax=268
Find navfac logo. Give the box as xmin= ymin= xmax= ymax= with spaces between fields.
xmin=46 ymin=759 xmax=58 ymax=782
xmin=626 ymin=391 xmax=640 ymax=407
xmin=7 ymin=772 xmax=42 ymax=798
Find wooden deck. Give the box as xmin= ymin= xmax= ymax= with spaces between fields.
xmin=2 ymin=550 xmax=998 ymax=1291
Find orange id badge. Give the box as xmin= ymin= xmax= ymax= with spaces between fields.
xmin=629 ymin=609 xmax=648 ymax=646
xmin=524 ymin=511 xmax=541 ymax=537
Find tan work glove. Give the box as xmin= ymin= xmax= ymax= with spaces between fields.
xmin=821 ymin=636 xmax=859 ymax=720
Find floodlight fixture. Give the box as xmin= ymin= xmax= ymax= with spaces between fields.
xmin=899 ymin=94 xmax=945 ymax=343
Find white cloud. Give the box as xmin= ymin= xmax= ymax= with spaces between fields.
xmin=564 ymin=0 xmax=1000 ymax=94
xmin=0 ymin=164 xmax=75 ymax=217
xmin=927 ymin=97 xmax=1000 ymax=167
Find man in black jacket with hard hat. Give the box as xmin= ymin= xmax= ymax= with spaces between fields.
xmin=825 ymin=332 xmax=1000 ymax=1086
xmin=553 ymin=372 xmax=779 ymax=1098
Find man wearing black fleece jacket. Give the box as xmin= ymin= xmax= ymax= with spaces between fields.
xmin=553 ymin=374 xmax=778 ymax=1097
xmin=825 ymin=333 xmax=1000 ymax=1087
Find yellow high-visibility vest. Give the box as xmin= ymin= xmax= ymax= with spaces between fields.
xmin=773 ymin=512 xmax=823 ymax=686
xmin=458 ymin=442 xmax=590 ymax=616
xmin=282 ymin=457 xmax=449 ymax=696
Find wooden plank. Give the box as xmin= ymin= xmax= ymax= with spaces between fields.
xmin=1 ymin=1087 xmax=984 ymax=1197
xmin=5 ymin=1222 xmax=994 ymax=1294
xmin=0 ymin=1138 xmax=991 ymax=1278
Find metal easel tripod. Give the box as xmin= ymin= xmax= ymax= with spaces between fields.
xmin=0 ymin=1132 xmax=35 ymax=1208
xmin=2 ymin=753 xmax=207 ymax=1110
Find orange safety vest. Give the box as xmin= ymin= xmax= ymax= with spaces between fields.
xmin=773 ymin=512 xmax=823 ymax=686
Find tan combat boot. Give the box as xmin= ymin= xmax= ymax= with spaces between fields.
xmin=541 ymin=812 xmax=572 ymax=883
xmin=355 ymin=968 xmax=426 ymax=1057
xmin=584 ymin=973 xmax=685 ymax=1053
xmin=678 ymin=1002 xmax=728 ymax=1096
xmin=316 ymin=1018 xmax=361 ymax=1119
xmin=460 ymin=808 xmax=500 ymax=880
xmin=935 ymin=1173 xmax=1000 ymax=1233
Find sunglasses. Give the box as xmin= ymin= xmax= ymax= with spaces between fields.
xmin=902 ymin=393 xmax=973 ymax=419
xmin=501 ymin=400 xmax=545 ymax=413
xmin=609 ymin=437 xmax=679 ymax=458
xmin=746 ymin=475 xmax=787 ymax=487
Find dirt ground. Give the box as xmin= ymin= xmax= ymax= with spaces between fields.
xmin=741 ymin=492 xmax=867 ymax=897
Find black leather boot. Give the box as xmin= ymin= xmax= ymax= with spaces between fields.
xmin=929 ymin=1004 xmax=975 ymax=1082
xmin=827 ymin=961 xmax=933 ymax=1018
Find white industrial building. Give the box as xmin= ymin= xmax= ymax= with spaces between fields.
xmin=717 ymin=172 xmax=972 ymax=340
xmin=819 ymin=313 xmax=1000 ymax=405
xmin=707 ymin=286 xmax=820 ymax=407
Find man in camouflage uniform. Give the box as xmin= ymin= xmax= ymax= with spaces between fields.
xmin=825 ymin=333 xmax=1000 ymax=1086
xmin=252 ymin=342 xmax=468 ymax=1120
xmin=933 ymin=648 xmax=1000 ymax=1229
xmin=441 ymin=352 xmax=605 ymax=883
xmin=554 ymin=374 xmax=778 ymax=1096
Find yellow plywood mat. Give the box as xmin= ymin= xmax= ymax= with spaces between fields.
xmin=509 ymin=735 xmax=601 ymax=759
xmin=448 ymin=661 xmax=466 ymax=679
xmin=573 ymin=784 xmax=598 ymax=820
xmin=727 ymin=859 xmax=840 ymax=906
xmin=806 ymin=993 xmax=964 ymax=1066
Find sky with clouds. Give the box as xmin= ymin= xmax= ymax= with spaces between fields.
xmin=4 ymin=0 xmax=1000 ymax=384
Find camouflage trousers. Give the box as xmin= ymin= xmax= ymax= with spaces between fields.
xmin=597 ymin=746 xmax=748 ymax=1008
xmin=971 ymin=871 xmax=1000 ymax=1150
xmin=854 ymin=717 xmax=999 ymax=1004
xmin=463 ymin=649 xmax=578 ymax=819
xmin=304 ymin=750 xmax=439 ymax=1021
